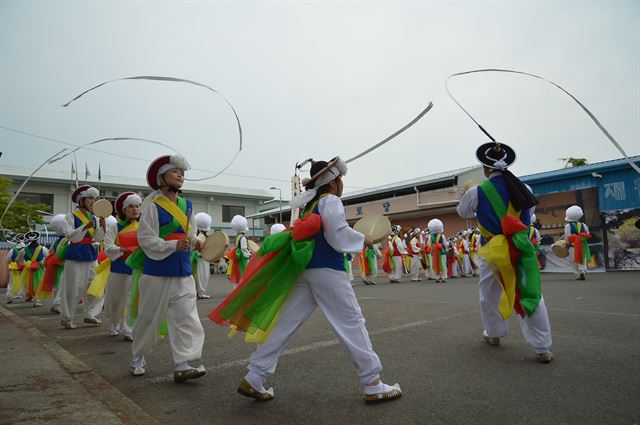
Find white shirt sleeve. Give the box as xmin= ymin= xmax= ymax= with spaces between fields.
xmin=63 ymin=212 xmax=105 ymax=243
xmin=563 ymin=223 xmax=571 ymax=240
xmin=137 ymin=197 xmax=178 ymax=261
xmin=582 ymin=223 xmax=590 ymax=234
xmin=240 ymin=235 xmax=251 ymax=257
xmin=410 ymin=238 xmax=420 ymax=254
xmin=104 ymin=225 xmax=123 ymax=261
xmin=457 ymin=186 xmax=478 ymax=219
xmin=373 ymin=243 xmax=382 ymax=257
xmin=318 ymin=195 xmax=364 ymax=254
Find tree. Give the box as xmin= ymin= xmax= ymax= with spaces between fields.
xmin=560 ymin=157 xmax=588 ymax=168
xmin=0 ymin=177 xmax=50 ymax=239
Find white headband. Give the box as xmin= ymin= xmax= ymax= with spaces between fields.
xmin=122 ymin=194 xmax=142 ymax=210
xmin=291 ymin=160 xmax=347 ymax=209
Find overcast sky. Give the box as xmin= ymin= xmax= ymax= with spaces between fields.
xmin=1 ymin=1 xmax=638 ymax=198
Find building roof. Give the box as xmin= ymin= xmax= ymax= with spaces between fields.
xmin=521 ymin=156 xmax=640 ymax=184
xmin=247 ymin=164 xmax=482 ymax=219
xmin=1 ymin=165 xmax=274 ymax=200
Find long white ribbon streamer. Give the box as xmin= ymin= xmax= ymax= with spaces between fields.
xmin=0 ymin=137 xmax=182 ymax=232
xmin=62 ymin=75 xmax=243 ymax=181
xmin=345 ymin=101 xmax=434 ymax=164
xmin=445 ymin=68 xmax=640 ymax=175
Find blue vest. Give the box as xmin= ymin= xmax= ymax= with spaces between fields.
xmin=66 ymin=213 xmax=98 ymax=262
xmin=11 ymin=247 xmax=21 ymax=261
xmin=24 ymin=243 xmax=44 ymax=262
xmin=306 ymin=201 xmax=346 ymax=272
xmin=569 ymin=221 xmax=587 ymax=235
xmin=143 ymin=199 xmax=192 ymax=277
xmin=111 ymin=222 xmax=133 ymax=275
xmin=476 ymin=175 xmax=531 ymax=245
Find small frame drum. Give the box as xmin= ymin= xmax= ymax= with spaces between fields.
xmin=201 ymin=231 xmax=230 ymax=262
xmin=353 ymin=214 xmax=392 ymax=244
xmin=92 ymin=199 xmax=113 ymax=218
xmin=552 ymin=239 xmax=569 ymax=258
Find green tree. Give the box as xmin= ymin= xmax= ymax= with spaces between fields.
xmin=0 ymin=177 xmax=50 ymax=239
xmin=560 ymin=157 xmax=588 ymax=168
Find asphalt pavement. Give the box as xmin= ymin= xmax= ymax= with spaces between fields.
xmin=1 ymin=271 xmax=639 ymax=425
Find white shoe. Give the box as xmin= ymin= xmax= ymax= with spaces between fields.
xmin=131 ymin=357 xmax=146 ymax=376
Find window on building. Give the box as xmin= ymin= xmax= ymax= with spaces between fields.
xmin=16 ymin=192 xmax=54 ymax=210
xmin=222 ymin=205 xmax=245 ymax=222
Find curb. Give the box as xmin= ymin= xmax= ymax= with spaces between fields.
xmin=0 ymin=305 xmax=161 ymax=425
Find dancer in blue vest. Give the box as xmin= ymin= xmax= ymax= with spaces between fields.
xmin=104 ymin=192 xmax=142 ymax=340
xmin=130 ymin=155 xmax=206 ymax=382
xmin=59 ymin=185 xmax=106 ymax=329
xmin=563 ymin=206 xmax=591 ymax=280
xmin=457 ymin=142 xmax=553 ymax=363
xmin=238 ymin=156 xmax=401 ymax=404
xmin=47 ymin=214 xmax=67 ymax=313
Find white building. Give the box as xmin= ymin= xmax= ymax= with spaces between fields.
xmin=2 ymin=165 xmax=273 ymax=238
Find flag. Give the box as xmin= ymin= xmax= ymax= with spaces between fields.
xmin=85 ymin=163 xmax=91 ymax=180
xmin=98 ymin=164 xmax=101 ymax=181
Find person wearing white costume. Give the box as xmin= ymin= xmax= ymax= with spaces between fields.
xmin=240 ymin=157 xmax=401 ymax=404
xmin=194 ymin=212 xmax=213 ymax=299
xmin=427 ymin=219 xmax=448 ymax=283
xmin=388 ymin=225 xmax=407 ymax=283
xmin=103 ymin=192 xmax=142 ymax=341
xmin=563 ymin=206 xmax=591 ymax=280
xmin=408 ymin=228 xmax=423 ymax=281
xmin=130 ymin=154 xmax=206 ymax=382
xmin=5 ymin=234 xmax=26 ymax=304
xmin=458 ymin=231 xmax=473 ymax=277
xmin=47 ymin=215 xmax=67 ymax=313
xmin=457 ymin=141 xmax=553 ymax=363
xmin=59 ymin=185 xmax=106 ymax=329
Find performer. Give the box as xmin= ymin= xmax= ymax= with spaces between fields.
xmin=427 ymin=219 xmax=447 ymax=283
xmin=360 ymin=242 xmax=382 ymax=285
xmin=42 ymin=214 xmax=68 ymax=313
xmin=446 ymin=236 xmax=459 ymax=279
xmin=21 ymin=231 xmax=48 ymax=307
xmin=193 ymin=212 xmax=213 ymax=299
xmin=469 ymin=227 xmax=481 ymax=276
xmin=5 ymin=233 xmax=26 ymax=304
xmin=408 ymin=228 xmax=422 ymax=281
xmin=227 ymin=215 xmax=252 ymax=286
xmin=59 ymin=185 xmax=106 ymax=329
xmin=388 ymin=225 xmax=407 ymax=283
xmin=103 ymin=192 xmax=142 ymax=341
xmin=344 ymin=253 xmax=354 ymax=282
xmin=210 ymin=157 xmax=401 ymax=404
xmin=129 ymin=155 xmax=206 ymax=381
xmin=457 ymin=142 xmax=553 ymax=363
xmin=422 ymin=230 xmax=433 ymax=280
xmin=528 ymin=214 xmax=543 ymax=269
xmin=458 ymin=231 xmax=473 ymax=277
xmin=564 ymin=206 xmax=591 ymax=281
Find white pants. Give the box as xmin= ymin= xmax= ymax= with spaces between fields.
xmin=59 ymin=260 xmax=104 ymax=324
xmin=460 ymin=254 xmax=472 ymax=276
xmin=248 ymin=268 xmax=383 ymax=385
xmin=5 ymin=271 xmax=18 ymax=299
xmin=478 ymin=260 xmax=552 ymax=353
xmin=389 ymin=257 xmax=403 ymax=281
xmin=195 ymin=258 xmax=211 ymax=296
xmin=570 ymin=249 xmax=587 ymax=276
xmin=104 ymin=272 xmax=133 ymax=336
xmin=132 ymin=274 xmax=204 ymax=364
xmin=430 ymin=256 xmax=446 ymax=279
xmin=410 ymin=255 xmax=422 ymax=280
xmin=51 ymin=283 xmax=62 ymax=309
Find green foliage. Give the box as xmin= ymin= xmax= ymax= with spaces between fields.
xmin=560 ymin=157 xmax=588 ymax=168
xmin=0 ymin=177 xmax=50 ymax=239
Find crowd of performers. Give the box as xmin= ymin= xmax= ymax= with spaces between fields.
xmin=4 ymin=142 xmax=595 ymax=403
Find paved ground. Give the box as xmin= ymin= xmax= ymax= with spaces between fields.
xmin=2 ymin=271 xmax=639 ymax=425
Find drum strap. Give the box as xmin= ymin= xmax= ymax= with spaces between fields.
xmin=73 ymin=210 xmax=95 ymax=237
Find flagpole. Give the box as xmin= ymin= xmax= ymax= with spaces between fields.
xmin=98 ymin=163 xmax=101 ymax=193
